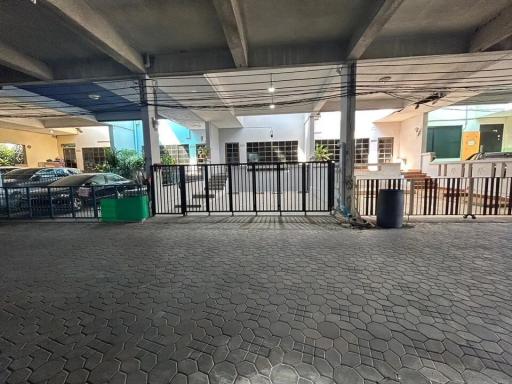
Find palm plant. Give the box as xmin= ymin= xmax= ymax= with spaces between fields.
xmin=315 ymin=144 xmax=331 ymax=161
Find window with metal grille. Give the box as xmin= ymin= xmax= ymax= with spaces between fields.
xmin=314 ymin=139 xmax=339 ymax=161
xmin=161 ymin=144 xmax=190 ymax=164
xmin=378 ymin=137 xmax=394 ymax=163
xmin=82 ymin=147 xmax=107 ymax=171
xmin=246 ymin=141 xmax=298 ymax=162
xmin=354 ymin=138 xmax=369 ymax=164
xmin=225 ymin=143 xmax=240 ymax=163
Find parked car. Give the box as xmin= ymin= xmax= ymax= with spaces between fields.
xmin=21 ymin=173 xmax=137 ymax=215
xmin=0 ymin=166 xmax=21 ymax=187
xmin=2 ymin=167 xmax=81 ymax=187
xmin=466 ymin=151 xmax=512 ymax=161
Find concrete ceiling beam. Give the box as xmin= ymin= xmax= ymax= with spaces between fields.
xmin=347 ymin=0 xmax=405 ymax=60
xmin=470 ymin=4 xmax=512 ymax=52
xmin=42 ymin=0 xmax=145 ymax=73
xmin=212 ymin=0 xmax=248 ymax=67
xmin=0 ymin=42 xmax=53 ymax=80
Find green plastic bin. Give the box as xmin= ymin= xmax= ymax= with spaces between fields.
xmin=100 ymin=195 xmax=150 ymax=222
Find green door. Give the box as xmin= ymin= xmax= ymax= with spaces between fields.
xmin=427 ymin=126 xmax=462 ymax=158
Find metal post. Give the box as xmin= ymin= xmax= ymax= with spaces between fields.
xmin=302 ymin=162 xmax=307 ymax=214
xmin=251 ymin=163 xmax=257 ymax=214
xmin=150 ymin=165 xmax=157 ymax=216
xmin=179 ymin=165 xmax=187 ymax=215
xmin=337 ymin=61 xmax=357 ymax=216
xmin=5 ymin=188 xmax=10 ymax=219
xmin=327 ymin=162 xmax=334 ymax=211
xmin=204 ymin=164 xmax=210 ymax=214
xmin=92 ymin=186 xmax=98 ymax=218
xmin=27 ymin=187 xmax=32 ymax=218
xmin=276 ymin=163 xmax=282 ymax=214
xmin=48 ymin=187 xmax=54 ymax=219
xmin=465 ymin=177 xmax=475 ymax=219
xmin=227 ymin=164 xmax=233 ymax=215
xmin=408 ymin=180 xmax=415 ymax=216
xmin=70 ymin=187 xmax=76 ymax=219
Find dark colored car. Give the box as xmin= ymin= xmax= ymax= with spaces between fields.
xmin=466 ymin=152 xmax=512 ymax=161
xmin=2 ymin=167 xmax=81 ymax=187
xmin=22 ymin=173 xmax=137 ymax=215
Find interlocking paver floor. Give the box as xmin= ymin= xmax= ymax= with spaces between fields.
xmin=0 ymin=217 xmax=511 ymax=384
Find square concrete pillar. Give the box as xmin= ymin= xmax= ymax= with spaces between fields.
xmin=139 ymin=77 xmax=161 ymax=176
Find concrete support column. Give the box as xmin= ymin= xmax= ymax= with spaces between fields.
xmin=205 ymin=121 xmax=221 ymax=163
xmin=306 ymin=113 xmax=316 ymax=161
xmin=139 ymin=77 xmax=160 ymax=176
xmin=338 ymin=62 xmax=357 ymax=215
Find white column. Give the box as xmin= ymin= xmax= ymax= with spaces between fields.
xmin=306 ymin=113 xmax=316 ymax=161
xmin=338 ymin=62 xmax=357 ymax=215
xmin=139 ymin=77 xmax=160 ymax=176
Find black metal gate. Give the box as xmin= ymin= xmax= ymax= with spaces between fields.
xmin=151 ymin=161 xmax=335 ymax=215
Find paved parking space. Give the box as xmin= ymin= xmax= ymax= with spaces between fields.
xmin=0 ymin=217 xmax=511 ymax=383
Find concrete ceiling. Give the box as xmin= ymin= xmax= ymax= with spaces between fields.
xmin=1 ymin=0 xmax=512 ymax=132
xmin=0 ymin=0 xmax=511 ymax=82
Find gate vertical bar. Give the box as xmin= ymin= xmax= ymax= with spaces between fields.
xmin=276 ymin=163 xmax=282 ymax=214
xmin=408 ymin=180 xmax=415 ymax=216
xmin=27 ymin=187 xmax=32 ymax=218
xmin=327 ymin=162 xmax=334 ymax=211
xmin=251 ymin=163 xmax=257 ymax=214
xmin=302 ymin=162 xmax=307 ymax=214
xmin=204 ymin=164 xmax=210 ymax=214
xmin=227 ymin=164 xmax=233 ymax=215
xmin=92 ymin=186 xmax=98 ymax=218
xmin=179 ymin=165 xmax=187 ymax=216
xmin=150 ymin=165 xmax=157 ymax=216
xmin=48 ymin=187 xmax=54 ymax=219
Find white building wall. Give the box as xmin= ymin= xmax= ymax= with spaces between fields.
xmin=218 ymin=114 xmax=307 ymax=162
xmin=398 ymin=114 xmax=425 ymax=170
xmin=315 ymin=110 xmax=401 ymax=163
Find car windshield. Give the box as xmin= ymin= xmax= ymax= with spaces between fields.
xmin=49 ymin=174 xmax=95 ymax=187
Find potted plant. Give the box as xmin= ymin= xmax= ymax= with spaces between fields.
xmin=96 ymin=149 xmax=149 ymax=222
xmin=315 ymin=144 xmax=331 ymax=161
xmin=197 ymin=146 xmax=210 ymax=164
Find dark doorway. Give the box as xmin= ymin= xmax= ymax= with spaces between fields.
xmin=480 ymin=124 xmax=503 ymax=152
xmin=63 ymin=147 xmax=77 ymax=168
xmin=426 ymin=126 xmax=462 ymax=158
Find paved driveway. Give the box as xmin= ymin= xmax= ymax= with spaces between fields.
xmin=0 ymin=217 xmax=511 ymax=383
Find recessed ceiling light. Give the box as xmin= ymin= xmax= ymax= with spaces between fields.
xmin=269 ymin=103 xmax=275 ymax=110
xmin=268 ymin=86 xmax=275 ymax=93
xmin=88 ymin=94 xmax=101 ymax=100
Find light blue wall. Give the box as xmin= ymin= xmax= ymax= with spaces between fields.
xmin=108 ymin=119 xmax=205 ymax=162
xmin=157 ymin=120 xmax=205 ymax=161
xmin=109 ymin=120 xmax=143 ymax=153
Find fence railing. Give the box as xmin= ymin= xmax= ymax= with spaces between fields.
xmin=152 ymin=161 xmax=335 ymax=214
xmin=0 ymin=184 xmax=147 ymax=220
xmin=355 ymin=177 xmax=512 ymax=216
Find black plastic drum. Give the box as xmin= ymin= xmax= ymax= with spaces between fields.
xmin=376 ymin=189 xmax=404 ymax=228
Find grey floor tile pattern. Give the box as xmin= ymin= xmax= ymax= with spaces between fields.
xmin=0 ymin=218 xmax=511 ymax=383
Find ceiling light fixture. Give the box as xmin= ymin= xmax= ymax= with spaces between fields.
xmin=269 ymin=94 xmax=275 ymax=110
xmin=88 ymin=94 xmax=101 ymax=100
xmin=268 ymin=73 xmax=275 ymax=93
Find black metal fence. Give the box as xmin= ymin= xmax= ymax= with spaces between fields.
xmin=152 ymin=161 xmax=335 ymax=214
xmin=0 ymin=185 xmax=147 ymax=220
xmin=355 ymin=177 xmax=512 ymax=216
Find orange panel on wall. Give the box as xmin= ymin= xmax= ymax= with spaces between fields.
xmin=461 ymin=131 xmax=480 ymax=160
